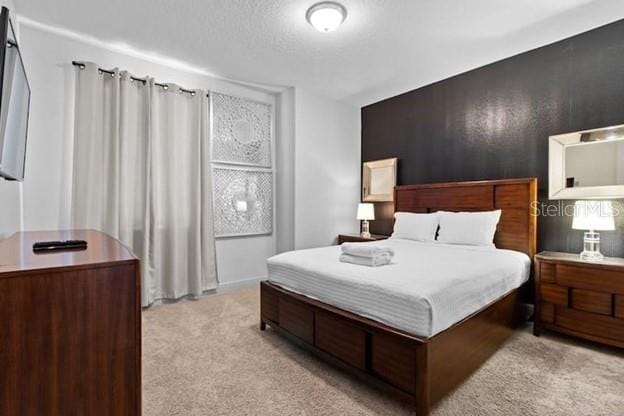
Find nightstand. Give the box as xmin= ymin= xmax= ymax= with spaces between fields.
xmin=534 ymin=251 xmax=624 ymax=348
xmin=337 ymin=234 xmax=389 ymax=244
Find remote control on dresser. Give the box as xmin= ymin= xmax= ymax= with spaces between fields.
xmin=32 ymin=240 xmax=88 ymax=252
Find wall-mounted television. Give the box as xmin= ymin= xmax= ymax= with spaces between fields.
xmin=0 ymin=7 xmax=30 ymax=181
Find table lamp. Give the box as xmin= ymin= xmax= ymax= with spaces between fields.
xmin=357 ymin=203 xmax=375 ymax=238
xmin=572 ymin=200 xmax=615 ymax=261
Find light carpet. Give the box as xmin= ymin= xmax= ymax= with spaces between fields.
xmin=143 ymin=287 xmax=624 ymax=416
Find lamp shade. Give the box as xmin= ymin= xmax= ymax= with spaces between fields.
xmin=572 ymin=200 xmax=615 ymax=231
xmin=356 ymin=203 xmax=375 ymax=220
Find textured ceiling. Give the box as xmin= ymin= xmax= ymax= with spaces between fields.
xmin=14 ymin=0 xmax=624 ymax=106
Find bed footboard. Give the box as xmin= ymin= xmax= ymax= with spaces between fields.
xmin=260 ymin=281 xmax=524 ymax=415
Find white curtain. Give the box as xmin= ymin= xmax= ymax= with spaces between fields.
xmin=71 ymin=62 xmax=217 ymax=306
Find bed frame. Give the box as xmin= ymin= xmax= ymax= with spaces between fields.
xmin=260 ymin=178 xmax=537 ymax=415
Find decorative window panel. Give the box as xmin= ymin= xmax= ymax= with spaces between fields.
xmin=212 ymin=92 xmax=272 ymax=167
xmin=213 ymin=167 xmax=273 ymax=237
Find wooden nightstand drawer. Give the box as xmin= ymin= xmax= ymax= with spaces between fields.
xmin=616 ymin=296 xmax=624 ymax=319
xmin=557 ymin=265 xmax=624 ymax=294
xmin=556 ymin=307 xmax=624 ymax=343
xmin=540 ymin=302 xmax=555 ymax=323
xmin=535 ymin=252 xmax=624 ymax=349
xmin=540 ymin=283 xmax=568 ymax=306
xmin=337 ymin=234 xmax=389 ymax=244
xmin=570 ymin=288 xmax=612 ymax=316
xmin=540 ymin=262 xmax=556 ymax=283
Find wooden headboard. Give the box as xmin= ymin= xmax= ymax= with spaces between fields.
xmin=394 ymin=178 xmax=537 ymax=257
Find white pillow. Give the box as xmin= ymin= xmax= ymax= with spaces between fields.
xmin=392 ymin=212 xmax=439 ymax=242
xmin=436 ymin=210 xmax=501 ymax=247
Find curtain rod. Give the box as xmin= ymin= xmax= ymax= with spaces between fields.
xmin=72 ymin=61 xmax=209 ymax=97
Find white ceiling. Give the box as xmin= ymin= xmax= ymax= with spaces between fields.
xmin=14 ymin=0 xmax=624 ymax=106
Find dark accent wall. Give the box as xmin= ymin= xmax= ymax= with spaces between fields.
xmin=362 ymin=19 xmax=624 ymax=257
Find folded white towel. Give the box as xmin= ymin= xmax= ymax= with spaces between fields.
xmin=339 ymin=253 xmax=393 ymax=267
xmin=341 ymin=242 xmax=394 ymax=258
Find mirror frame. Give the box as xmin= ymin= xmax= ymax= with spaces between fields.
xmin=362 ymin=157 xmax=397 ymax=202
xmin=549 ymin=124 xmax=624 ymax=200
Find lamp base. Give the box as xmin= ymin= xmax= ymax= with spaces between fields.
xmin=580 ymin=250 xmax=604 ymax=262
xmin=579 ymin=230 xmax=604 ymax=262
xmin=360 ymin=220 xmax=371 ymax=238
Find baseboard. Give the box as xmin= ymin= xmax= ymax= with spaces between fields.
xmin=216 ymin=275 xmax=265 ymax=294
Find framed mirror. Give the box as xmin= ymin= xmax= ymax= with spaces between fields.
xmin=362 ymin=158 xmax=397 ymax=202
xmin=549 ymin=124 xmax=624 ymax=199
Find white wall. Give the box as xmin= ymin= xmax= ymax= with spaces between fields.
xmin=17 ymin=21 xmax=277 ymax=287
xmin=293 ymin=89 xmax=360 ymax=249
xmin=8 ymin=19 xmax=361 ymax=288
xmin=275 ymin=87 xmax=296 ymax=253
xmin=0 ymin=179 xmax=21 ymax=239
xmin=0 ymin=0 xmax=20 ymax=239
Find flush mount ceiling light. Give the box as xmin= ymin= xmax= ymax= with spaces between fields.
xmin=306 ymin=2 xmax=347 ymax=33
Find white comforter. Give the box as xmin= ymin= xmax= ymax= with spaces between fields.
xmin=267 ymin=238 xmax=530 ymax=338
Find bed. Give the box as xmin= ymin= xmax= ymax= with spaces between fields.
xmin=260 ymin=178 xmax=537 ymax=415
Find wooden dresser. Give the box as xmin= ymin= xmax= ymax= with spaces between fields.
xmin=534 ymin=251 xmax=624 ymax=348
xmin=0 ymin=230 xmax=141 ymax=416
